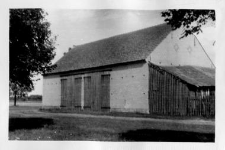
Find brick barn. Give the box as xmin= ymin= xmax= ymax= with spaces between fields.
xmin=43 ymin=24 xmax=215 ymax=117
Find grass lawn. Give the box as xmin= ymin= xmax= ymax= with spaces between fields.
xmin=9 ymin=106 xmax=215 ymax=142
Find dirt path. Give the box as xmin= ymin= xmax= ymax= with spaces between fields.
xmin=40 ymin=111 xmax=215 ymax=126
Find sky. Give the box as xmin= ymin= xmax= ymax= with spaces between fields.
xmin=29 ymin=9 xmax=216 ymax=95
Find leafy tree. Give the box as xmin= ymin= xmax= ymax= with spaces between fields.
xmin=9 ymin=82 xmax=30 ymax=105
xmin=10 ymin=9 xmax=56 ymax=106
xmin=161 ymin=9 xmax=215 ymax=38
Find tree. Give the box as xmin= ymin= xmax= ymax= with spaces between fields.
xmin=10 ymin=9 xmax=56 ymax=106
xmin=161 ymin=9 xmax=215 ymax=38
xmin=9 ymin=82 xmax=30 ymax=106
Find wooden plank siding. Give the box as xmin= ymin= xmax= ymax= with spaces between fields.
xmin=148 ymin=63 xmax=215 ymax=117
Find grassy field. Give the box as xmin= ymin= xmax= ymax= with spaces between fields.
xmin=9 ymin=104 xmax=215 ymax=142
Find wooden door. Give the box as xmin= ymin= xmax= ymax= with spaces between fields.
xmin=61 ymin=79 xmax=67 ymax=107
xmin=91 ymin=73 xmax=100 ymax=111
xmin=74 ymin=77 xmax=82 ymax=108
xmin=100 ymin=74 xmax=110 ymax=110
xmin=84 ymin=76 xmax=92 ymax=109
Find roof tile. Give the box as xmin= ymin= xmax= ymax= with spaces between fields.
xmin=161 ymin=66 xmax=215 ymax=87
xmin=48 ymin=23 xmax=171 ymax=74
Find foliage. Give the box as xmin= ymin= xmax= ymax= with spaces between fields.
xmin=28 ymin=95 xmax=42 ymax=101
xmin=10 ymin=9 xmax=56 ymax=92
xmin=9 ymin=82 xmax=30 ymax=101
xmin=161 ymin=9 xmax=215 ymax=38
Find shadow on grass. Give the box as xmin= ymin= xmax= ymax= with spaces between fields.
xmin=119 ymin=129 xmax=214 ymax=142
xmin=9 ymin=117 xmax=54 ymax=132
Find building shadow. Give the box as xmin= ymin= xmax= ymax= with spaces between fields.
xmin=9 ymin=117 xmax=54 ymax=132
xmin=119 ymin=129 xmax=214 ymax=142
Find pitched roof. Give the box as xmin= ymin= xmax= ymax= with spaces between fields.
xmin=47 ymin=23 xmax=171 ymax=74
xmin=160 ymin=65 xmax=215 ymax=87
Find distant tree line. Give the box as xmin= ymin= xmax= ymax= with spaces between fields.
xmin=9 ymin=92 xmax=42 ymax=102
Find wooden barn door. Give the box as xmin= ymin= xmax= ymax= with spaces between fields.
xmin=100 ymin=74 xmax=110 ymax=111
xmin=90 ymin=73 xmax=100 ymax=111
xmin=84 ymin=76 xmax=92 ymax=109
xmin=61 ymin=79 xmax=67 ymax=107
xmin=74 ymin=77 xmax=82 ymax=108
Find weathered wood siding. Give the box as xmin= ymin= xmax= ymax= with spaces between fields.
xmin=149 ymin=63 xmax=215 ymax=117
xmin=187 ymin=88 xmax=215 ymax=117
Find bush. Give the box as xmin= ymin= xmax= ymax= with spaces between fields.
xmin=28 ymin=95 xmax=42 ymax=101
xmin=9 ymin=96 xmax=28 ymax=101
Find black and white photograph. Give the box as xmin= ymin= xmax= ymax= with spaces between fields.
xmin=2 ymin=0 xmax=225 ymax=149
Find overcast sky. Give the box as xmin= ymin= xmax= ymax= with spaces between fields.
xmin=29 ymin=9 xmax=216 ymax=95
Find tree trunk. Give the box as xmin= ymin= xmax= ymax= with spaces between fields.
xmin=14 ymin=91 xmax=17 ymax=106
